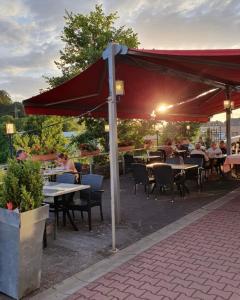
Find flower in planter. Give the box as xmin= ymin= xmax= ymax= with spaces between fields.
xmin=7 ymin=202 xmax=13 ymax=210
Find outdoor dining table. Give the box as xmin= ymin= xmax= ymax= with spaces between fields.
xmin=133 ymin=155 xmax=161 ymax=161
xmin=43 ymin=182 xmax=90 ymax=231
xmin=147 ymin=162 xmax=199 ymax=196
xmin=147 ymin=162 xmax=198 ymax=171
xmin=223 ymin=154 xmax=240 ymax=173
xmin=43 ymin=167 xmax=67 ymax=177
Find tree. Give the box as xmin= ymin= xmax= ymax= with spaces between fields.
xmin=159 ymin=122 xmax=200 ymax=144
xmin=0 ymin=90 xmax=12 ymax=105
xmin=46 ymin=4 xmax=139 ymax=87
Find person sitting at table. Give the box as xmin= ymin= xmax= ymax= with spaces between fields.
xmin=191 ymin=143 xmax=209 ymax=162
xmin=162 ymin=139 xmax=173 ymax=157
xmin=219 ymin=140 xmax=227 ymax=154
xmin=16 ymin=149 xmax=28 ymax=162
xmin=56 ymin=153 xmax=79 ymax=180
xmin=207 ymin=142 xmax=222 ymax=159
xmin=207 ymin=142 xmax=223 ymax=174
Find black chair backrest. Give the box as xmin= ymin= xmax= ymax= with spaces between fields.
xmin=166 ymin=157 xmax=181 ymax=164
xmin=152 ymin=164 xmax=173 ymax=186
xmin=149 ymin=150 xmax=166 ymax=162
xmin=184 ymin=156 xmax=203 ymax=168
xmin=74 ymin=162 xmax=82 ymax=173
xmin=124 ymin=154 xmax=134 ymax=164
xmin=132 ymin=163 xmax=149 ymax=185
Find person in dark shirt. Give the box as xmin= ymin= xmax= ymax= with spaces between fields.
xmin=219 ymin=141 xmax=227 ymax=155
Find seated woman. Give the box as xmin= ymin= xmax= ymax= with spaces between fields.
xmin=56 ymin=153 xmax=79 ymax=181
xmin=162 ymin=139 xmax=173 ymax=157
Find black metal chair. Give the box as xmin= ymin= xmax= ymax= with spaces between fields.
xmin=152 ymin=164 xmax=174 ymax=202
xmin=190 ymin=153 xmax=211 ymax=178
xmin=184 ymin=156 xmax=204 ymax=188
xmin=132 ymin=163 xmax=155 ymax=197
xmin=149 ymin=150 xmax=166 ymax=163
xmin=166 ymin=157 xmax=181 ymax=164
xmin=123 ymin=154 xmax=135 ymax=173
xmin=74 ymin=162 xmax=82 ymax=183
xmin=68 ymin=174 xmax=104 ymax=231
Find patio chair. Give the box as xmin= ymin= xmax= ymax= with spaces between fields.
xmin=190 ymin=153 xmax=211 ymax=179
xmin=184 ymin=156 xmax=204 ymax=189
xmin=132 ymin=163 xmax=155 ymax=197
xmin=123 ymin=154 xmax=135 ymax=173
xmin=152 ymin=164 xmax=174 ymax=202
xmin=149 ymin=150 xmax=166 ymax=163
xmin=68 ymin=174 xmax=104 ymax=231
xmin=74 ymin=162 xmax=82 ymax=183
xmin=166 ymin=157 xmax=181 ymax=164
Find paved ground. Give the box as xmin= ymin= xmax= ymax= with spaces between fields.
xmin=65 ymin=188 xmax=240 ymax=300
xmin=0 ymin=174 xmax=239 ymax=299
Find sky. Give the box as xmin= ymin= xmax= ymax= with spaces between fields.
xmin=1 ymin=0 xmax=240 ymax=121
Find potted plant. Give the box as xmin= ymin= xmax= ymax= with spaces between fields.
xmin=0 ymin=159 xmax=49 ymax=299
xmin=71 ymin=132 xmax=100 ymax=157
xmin=79 ymin=143 xmax=100 ymax=157
xmin=118 ymin=141 xmax=134 ymax=152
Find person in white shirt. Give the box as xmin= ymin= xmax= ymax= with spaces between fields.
xmin=191 ymin=143 xmax=209 ymax=162
xmin=207 ymin=142 xmax=222 ymax=159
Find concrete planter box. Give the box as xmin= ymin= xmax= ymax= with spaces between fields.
xmin=0 ymin=205 xmax=49 ymax=299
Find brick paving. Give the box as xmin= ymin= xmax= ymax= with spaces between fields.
xmin=66 ymin=196 xmax=240 ymax=300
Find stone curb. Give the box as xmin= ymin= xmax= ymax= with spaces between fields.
xmin=30 ymin=187 xmax=240 ymax=300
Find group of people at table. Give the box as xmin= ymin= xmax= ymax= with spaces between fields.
xmin=160 ymin=138 xmax=227 ymax=172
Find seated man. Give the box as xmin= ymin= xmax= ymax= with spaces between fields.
xmin=219 ymin=140 xmax=227 ymax=154
xmin=191 ymin=143 xmax=209 ymax=162
xmin=207 ymin=142 xmax=223 ymax=174
xmin=207 ymin=142 xmax=222 ymax=159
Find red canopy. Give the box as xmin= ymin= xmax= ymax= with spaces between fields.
xmin=23 ymin=48 xmax=240 ymax=122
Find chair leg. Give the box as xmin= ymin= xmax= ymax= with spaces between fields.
xmin=81 ymin=210 xmax=84 ymax=220
xmin=134 ymin=184 xmax=137 ymax=194
xmin=72 ymin=210 xmax=75 ymax=219
xmin=87 ymin=208 xmax=92 ymax=231
xmin=100 ymin=204 xmax=104 ymax=221
xmin=43 ymin=224 xmax=47 ymax=249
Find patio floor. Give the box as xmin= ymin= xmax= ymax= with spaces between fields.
xmin=0 ymin=174 xmax=239 ymax=299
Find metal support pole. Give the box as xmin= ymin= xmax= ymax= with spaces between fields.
xmin=9 ymin=134 xmax=13 ymax=158
xmin=103 ymin=43 xmax=121 ymax=252
xmin=225 ymin=87 xmax=231 ymax=155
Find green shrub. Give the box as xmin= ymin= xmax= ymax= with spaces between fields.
xmin=0 ymin=159 xmax=43 ymax=212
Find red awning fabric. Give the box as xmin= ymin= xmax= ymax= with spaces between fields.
xmin=23 ymin=48 xmax=240 ymax=122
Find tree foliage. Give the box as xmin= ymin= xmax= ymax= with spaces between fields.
xmin=46 ymin=4 xmax=139 ymax=87
xmin=0 ymin=90 xmax=12 ymax=105
xmin=159 ymin=122 xmax=200 ymax=144
xmin=13 ymin=116 xmax=67 ymax=155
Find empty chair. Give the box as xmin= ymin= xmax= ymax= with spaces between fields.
xmin=124 ymin=154 xmax=135 ymax=173
xmin=184 ymin=156 xmax=204 ymax=188
xmin=166 ymin=157 xmax=181 ymax=164
xmin=149 ymin=150 xmax=166 ymax=163
xmin=56 ymin=173 xmax=76 ymax=184
xmin=74 ymin=162 xmax=82 ymax=183
xmin=152 ymin=164 xmax=174 ymax=202
xmin=132 ymin=163 xmax=155 ymax=197
xmin=68 ymin=174 xmax=104 ymax=231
